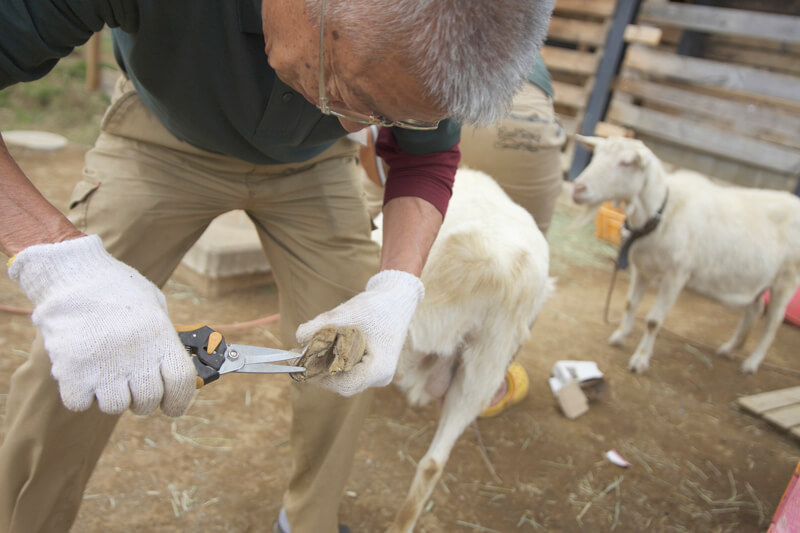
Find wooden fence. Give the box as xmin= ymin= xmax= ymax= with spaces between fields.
xmin=601 ymin=0 xmax=800 ymax=191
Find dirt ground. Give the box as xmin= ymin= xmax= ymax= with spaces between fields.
xmin=1 ymin=145 xmax=799 ymax=533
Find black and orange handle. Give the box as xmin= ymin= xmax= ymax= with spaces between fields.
xmin=176 ymin=324 xmax=228 ymax=388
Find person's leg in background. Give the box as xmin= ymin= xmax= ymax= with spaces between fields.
xmin=245 ymin=140 xmax=380 ymax=533
xmin=459 ymin=82 xmax=566 ymax=237
xmin=459 ymin=82 xmax=566 ymax=417
xmin=0 ymin=76 xmax=252 ymax=533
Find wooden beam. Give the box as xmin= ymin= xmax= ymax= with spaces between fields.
xmin=640 ymin=3 xmax=800 ymax=44
xmin=708 ymin=33 xmax=800 ymax=57
xmin=702 ymin=40 xmax=800 ymax=77
xmin=624 ymin=24 xmax=661 ymax=46
xmin=623 ymin=44 xmax=800 ymax=108
xmin=547 ymin=17 xmax=608 ymax=47
xmin=554 ymin=0 xmax=617 ymax=18
xmin=552 ymin=81 xmax=588 ymax=110
xmin=540 ymin=45 xmax=599 ymax=76
xmin=607 ymin=98 xmax=800 ymax=175
xmin=616 ymin=77 xmax=800 ymax=150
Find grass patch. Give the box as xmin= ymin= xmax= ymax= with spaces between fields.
xmin=0 ymin=33 xmax=116 ymax=146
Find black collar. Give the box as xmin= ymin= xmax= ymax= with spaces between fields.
xmin=617 ymin=189 xmax=669 ymax=270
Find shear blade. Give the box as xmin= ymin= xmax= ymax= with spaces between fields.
xmin=228 ymin=343 xmax=301 ymax=364
xmin=235 ymin=362 xmax=306 ymax=374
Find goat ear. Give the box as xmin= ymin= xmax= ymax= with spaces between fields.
xmin=618 ymin=148 xmax=641 ymax=166
xmin=574 ymin=134 xmax=602 ymax=151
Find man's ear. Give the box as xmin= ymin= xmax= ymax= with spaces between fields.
xmin=574 ymin=134 xmax=602 ymax=151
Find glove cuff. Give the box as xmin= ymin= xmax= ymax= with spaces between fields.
xmin=8 ymin=234 xmax=116 ymax=304
xmin=366 ymin=269 xmax=424 ymax=305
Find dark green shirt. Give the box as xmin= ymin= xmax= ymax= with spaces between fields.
xmin=0 ymin=0 xmax=461 ymax=165
xmin=527 ymin=52 xmax=554 ymax=99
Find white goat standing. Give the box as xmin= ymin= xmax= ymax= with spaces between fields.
xmin=371 ymin=168 xmax=552 ymax=533
xmin=571 ymin=135 xmax=800 ymax=374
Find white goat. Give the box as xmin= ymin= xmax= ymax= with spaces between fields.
xmin=371 ymin=168 xmax=552 ymax=533
xmin=571 ymin=135 xmax=800 ymax=374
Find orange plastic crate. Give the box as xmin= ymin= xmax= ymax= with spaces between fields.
xmin=595 ymin=202 xmax=626 ymax=246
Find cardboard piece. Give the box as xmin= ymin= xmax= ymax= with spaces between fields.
xmin=556 ymin=381 xmax=589 ymax=420
xmin=549 ymin=360 xmax=607 ymax=401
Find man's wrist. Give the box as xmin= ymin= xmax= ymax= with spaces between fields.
xmin=4 ymin=226 xmax=87 ymax=257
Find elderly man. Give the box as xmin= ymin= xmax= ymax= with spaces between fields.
xmin=0 ymin=0 xmax=554 ymax=531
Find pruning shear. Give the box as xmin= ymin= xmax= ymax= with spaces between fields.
xmin=176 ymin=324 xmax=305 ymax=388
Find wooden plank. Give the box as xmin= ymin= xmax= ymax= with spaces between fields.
xmin=552 ymin=80 xmax=588 ymax=110
xmin=764 ymin=404 xmax=800 ymax=431
xmin=703 ymin=41 xmax=800 ymax=77
xmin=738 ymin=386 xmax=800 ymax=415
xmin=554 ymin=0 xmax=616 ymax=18
xmin=629 ymin=134 xmax=798 ymax=191
xmin=547 ymin=17 xmax=608 ymax=47
xmin=640 ymin=3 xmax=800 ymax=44
xmin=708 ymin=33 xmax=800 ymax=58
xmin=624 ymin=24 xmax=662 ymax=46
xmin=616 ymin=77 xmax=800 ymax=150
xmin=541 ymin=45 xmax=599 ymax=76
xmin=607 ymin=98 xmax=800 ymax=174
xmin=623 ymin=44 xmax=800 ymax=108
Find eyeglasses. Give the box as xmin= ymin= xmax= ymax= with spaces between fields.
xmin=317 ymin=0 xmax=440 ymax=131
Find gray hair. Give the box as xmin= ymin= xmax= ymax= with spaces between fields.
xmin=307 ymin=0 xmax=555 ymax=125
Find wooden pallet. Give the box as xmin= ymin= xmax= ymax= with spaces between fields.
xmin=738 ymin=386 xmax=800 ymax=440
xmin=605 ymin=0 xmax=800 ymax=192
xmin=544 ymin=0 xmax=620 ymax=172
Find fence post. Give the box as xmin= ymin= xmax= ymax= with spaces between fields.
xmin=85 ymin=32 xmax=101 ymax=91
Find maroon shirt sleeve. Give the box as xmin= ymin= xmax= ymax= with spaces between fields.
xmin=375 ymin=127 xmax=460 ymax=217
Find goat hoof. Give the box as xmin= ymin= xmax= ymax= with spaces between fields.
xmin=716 ymin=345 xmax=736 ymax=360
xmin=628 ymin=355 xmax=649 ymax=373
xmin=608 ymin=331 xmax=626 ymax=347
xmin=740 ymin=360 xmax=760 ymax=374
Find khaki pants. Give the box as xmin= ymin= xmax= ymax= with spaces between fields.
xmin=0 ymin=76 xmax=379 ymax=533
xmin=459 ymin=82 xmax=566 ymax=236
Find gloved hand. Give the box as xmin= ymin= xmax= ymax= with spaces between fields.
xmin=296 ymin=270 xmax=424 ymax=396
xmin=8 ymin=234 xmax=195 ymax=416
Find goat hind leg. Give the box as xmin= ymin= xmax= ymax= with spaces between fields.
xmin=388 ymin=347 xmax=507 ymax=533
xmin=717 ymin=295 xmax=764 ymax=358
xmin=741 ymin=274 xmax=798 ymax=374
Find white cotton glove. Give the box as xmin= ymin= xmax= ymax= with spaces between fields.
xmin=8 ymin=235 xmax=196 ymax=416
xmin=296 ymin=270 xmax=424 ymax=396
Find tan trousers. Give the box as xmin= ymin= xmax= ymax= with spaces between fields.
xmin=0 ymin=76 xmax=379 ymax=533
xmin=459 ymin=82 xmax=566 ymax=236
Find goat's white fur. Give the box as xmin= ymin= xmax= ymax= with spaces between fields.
xmin=371 ymin=168 xmax=552 ymax=532
xmin=572 ymin=135 xmax=800 ymax=374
